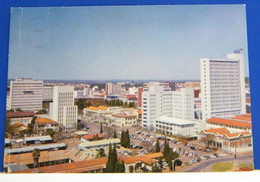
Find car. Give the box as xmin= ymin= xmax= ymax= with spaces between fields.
xmin=189 ymin=152 xmax=193 ymax=158
xmin=185 ymin=151 xmax=189 ymax=156
xmin=190 ymin=159 xmax=197 ymax=163
xmin=214 ymin=153 xmax=220 ymax=157
xmin=185 ymin=162 xmax=191 ymax=166
xmin=194 ymin=152 xmax=198 ymax=157
xmin=190 ymin=146 xmax=195 ymax=150
xmin=200 ymin=156 xmax=206 ymax=161
xmin=174 ymin=159 xmax=183 ymax=166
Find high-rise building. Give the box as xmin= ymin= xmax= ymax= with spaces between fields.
xmin=200 ymin=53 xmax=246 ymax=121
xmin=142 ymin=82 xmax=195 ymax=131
xmin=43 ymin=86 xmax=53 ymax=101
xmin=137 ymin=87 xmax=143 ymax=108
xmin=50 ymin=86 xmax=78 ymax=130
xmin=105 ymin=82 xmax=121 ymax=96
xmin=8 ymin=78 xmax=43 ymax=111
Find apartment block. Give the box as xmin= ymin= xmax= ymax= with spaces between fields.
xmin=8 ymin=78 xmax=43 ymax=111
xmin=200 ymin=53 xmax=246 ymax=120
xmin=50 ymin=86 xmax=78 ymax=130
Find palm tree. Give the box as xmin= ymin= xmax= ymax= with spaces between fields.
xmin=32 ymin=149 xmax=41 ymax=168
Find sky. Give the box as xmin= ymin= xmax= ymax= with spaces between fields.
xmin=8 ymin=5 xmax=249 ymax=80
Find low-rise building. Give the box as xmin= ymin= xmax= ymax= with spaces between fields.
xmin=13 ymin=157 xmax=108 ymax=173
xmin=81 ymin=134 xmax=105 ymax=142
xmin=78 ymin=138 xmax=121 ymax=151
xmin=111 ymin=113 xmax=137 ymax=127
xmin=119 ymin=152 xmax=163 ymax=173
xmin=4 ymin=150 xmax=72 ymax=172
xmin=6 ymin=111 xmax=35 ymax=126
xmin=206 ymin=114 xmax=252 ymax=133
xmin=154 ymin=116 xmax=196 ymax=137
xmin=35 ymin=117 xmax=59 ymax=134
xmin=199 ymin=127 xmax=252 ymax=153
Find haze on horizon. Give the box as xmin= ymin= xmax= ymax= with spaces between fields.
xmin=8 ymin=5 xmax=249 ymax=80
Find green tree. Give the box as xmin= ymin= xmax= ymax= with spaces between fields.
xmin=46 ymin=128 xmax=55 ymax=139
xmin=152 ymin=164 xmax=162 ymax=172
xmin=125 ymin=129 xmax=130 ymax=148
xmin=121 ymin=131 xmax=125 ymax=147
xmin=106 ymin=143 xmax=113 ymax=172
xmin=129 ymin=165 xmax=134 ymax=173
xmin=95 ymin=148 xmax=106 ymax=158
xmin=32 ymin=149 xmax=41 ymax=168
xmin=155 ymin=139 xmax=160 ymax=152
xmin=106 ymin=143 xmax=119 ymax=173
xmin=158 ymin=157 xmax=163 ymax=168
xmin=163 ymin=138 xmax=170 ymax=158
xmin=100 ymin=122 xmax=103 ymax=134
xmin=16 ymin=108 xmax=23 ymax=112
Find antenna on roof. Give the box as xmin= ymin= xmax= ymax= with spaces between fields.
xmin=234 ymin=48 xmax=243 ymax=54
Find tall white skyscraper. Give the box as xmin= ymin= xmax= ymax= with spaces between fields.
xmin=200 ymin=53 xmax=246 ymax=121
xmin=50 ymin=86 xmax=78 ymax=130
xmin=8 ymin=78 xmax=43 ymax=111
xmin=142 ymin=82 xmax=194 ymax=131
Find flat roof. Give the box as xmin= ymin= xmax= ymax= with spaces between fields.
xmin=5 ymin=143 xmax=67 ymax=154
xmin=79 ymin=138 xmax=120 ymax=148
xmin=155 ymin=116 xmax=195 ymax=126
xmin=74 ymin=131 xmax=89 ymax=135
xmin=24 ymin=135 xmax=52 ymax=142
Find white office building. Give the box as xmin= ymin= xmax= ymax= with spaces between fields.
xmin=200 ymin=53 xmax=246 ymax=120
xmin=43 ymin=86 xmax=53 ymax=101
xmin=154 ymin=116 xmax=196 ymax=137
xmin=50 ymin=86 xmax=78 ymax=130
xmin=8 ymin=78 xmax=43 ymax=111
xmin=105 ymin=82 xmax=121 ymax=96
xmin=142 ymin=82 xmax=195 ymax=131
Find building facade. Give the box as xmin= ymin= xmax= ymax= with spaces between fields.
xmin=200 ymin=53 xmax=246 ymax=120
xmin=42 ymin=86 xmax=53 ymax=101
xmin=50 ymin=86 xmax=78 ymax=130
xmin=142 ymin=82 xmax=195 ymax=131
xmin=8 ymin=78 xmax=43 ymax=111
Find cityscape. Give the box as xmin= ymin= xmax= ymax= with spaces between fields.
xmin=3 ymin=5 xmax=253 ymax=173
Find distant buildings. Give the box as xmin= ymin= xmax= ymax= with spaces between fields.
xmin=200 ymin=53 xmax=246 ymax=120
xmin=50 ymin=86 xmax=78 ymax=130
xmin=8 ymin=78 xmax=43 ymax=111
xmin=78 ymin=138 xmax=121 ymax=151
xmin=105 ymin=82 xmax=121 ymax=96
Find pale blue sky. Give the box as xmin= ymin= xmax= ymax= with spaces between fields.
xmin=8 ymin=5 xmax=249 ymax=80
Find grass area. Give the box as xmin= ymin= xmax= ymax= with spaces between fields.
xmin=238 ymin=163 xmax=254 ymax=169
xmin=211 ymin=162 xmax=233 ymax=172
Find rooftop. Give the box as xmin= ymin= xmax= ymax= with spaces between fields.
xmin=207 ymin=117 xmax=251 ymax=129
xmin=203 ymin=127 xmax=251 ymax=139
xmin=35 ymin=117 xmax=58 ymax=125
xmin=13 ymin=157 xmax=108 ymax=173
xmin=79 ymin=138 xmax=120 ymax=148
xmin=156 ymin=116 xmax=195 ymax=126
xmin=6 ymin=111 xmax=35 ymax=118
xmin=86 ymin=106 xmax=109 ymax=111
xmin=82 ymin=134 xmax=104 ymax=140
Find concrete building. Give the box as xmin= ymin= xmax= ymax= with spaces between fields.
xmin=142 ymin=82 xmax=195 ymax=131
xmin=105 ymin=82 xmax=121 ymax=96
xmin=50 ymin=86 xmax=78 ymax=130
xmin=206 ymin=114 xmax=251 ymax=133
xmin=154 ymin=116 xmax=196 ymax=137
xmin=42 ymin=86 xmax=53 ymax=101
xmin=200 ymin=53 xmax=246 ymax=120
xmin=6 ymin=111 xmax=35 ymax=126
xmin=137 ymin=87 xmax=144 ymax=108
xmin=78 ymin=138 xmax=121 ymax=151
xmin=199 ymin=127 xmax=252 ymax=153
xmin=8 ymin=78 xmax=43 ymax=111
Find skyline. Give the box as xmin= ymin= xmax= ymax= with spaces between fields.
xmin=8 ymin=5 xmax=249 ymax=80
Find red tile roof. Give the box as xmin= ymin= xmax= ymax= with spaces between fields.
xmin=82 ymin=133 xmax=104 ymax=140
xmin=35 ymin=117 xmax=58 ymax=125
xmin=6 ymin=111 xmax=35 ymax=118
xmin=203 ymin=128 xmax=251 ymax=139
xmin=14 ymin=157 xmax=108 ymax=173
xmin=231 ymin=114 xmax=252 ymax=122
xmin=87 ymin=106 xmax=109 ymax=111
xmin=207 ymin=117 xmax=251 ymax=129
xmin=119 ymin=152 xmax=163 ymax=165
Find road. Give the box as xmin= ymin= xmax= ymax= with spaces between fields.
xmin=184 ymin=154 xmax=253 ymax=172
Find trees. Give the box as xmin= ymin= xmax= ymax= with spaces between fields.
xmin=27 ymin=116 xmax=37 ymax=135
xmin=121 ymin=130 xmax=130 ymax=148
xmin=32 ymin=149 xmax=41 ymax=168
xmin=95 ymin=148 xmax=106 ymax=158
xmin=105 ymin=143 xmax=125 ymax=173
xmin=46 ymin=128 xmax=55 ymax=139
xmin=100 ymin=122 xmax=103 ymax=134
xmin=163 ymin=139 xmax=179 ymax=170
xmin=151 ymin=164 xmax=162 ymax=172
xmin=155 ymin=139 xmax=160 ymax=152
